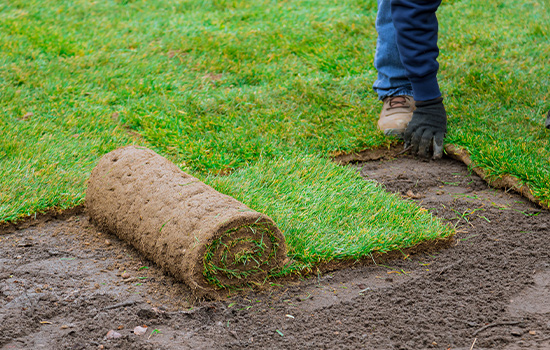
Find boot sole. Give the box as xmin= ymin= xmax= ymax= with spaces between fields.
xmin=383 ymin=129 xmax=405 ymax=139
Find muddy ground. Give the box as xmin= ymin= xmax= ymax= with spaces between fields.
xmin=1 ymin=154 xmax=550 ymax=350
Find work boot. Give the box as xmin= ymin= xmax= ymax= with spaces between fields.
xmin=377 ymin=95 xmax=416 ymax=137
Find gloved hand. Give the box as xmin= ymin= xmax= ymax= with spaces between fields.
xmin=404 ymin=97 xmax=447 ymax=160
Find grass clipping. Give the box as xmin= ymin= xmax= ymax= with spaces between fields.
xmin=86 ymin=146 xmax=287 ymax=298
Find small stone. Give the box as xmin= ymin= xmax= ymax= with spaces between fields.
xmin=133 ymin=325 xmax=147 ymax=336
xmin=60 ymin=325 xmax=69 ymax=329
xmin=98 ymin=346 xmax=104 ymax=350
xmin=529 ymin=330 xmax=536 ymax=335
xmin=105 ymin=329 xmax=122 ymax=339
xmin=105 ymin=239 xmax=111 ymax=246
xmin=117 ymin=325 xmax=124 ymax=330
xmin=121 ymin=272 xmax=130 ymax=279
xmin=511 ymin=328 xmax=523 ymax=336
xmin=405 ymin=190 xmax=424 ymax=199
xmin=94 ymin=283 xmax=100 ymax=289
xmin=152 ymin=307 xmax=165 ymax=314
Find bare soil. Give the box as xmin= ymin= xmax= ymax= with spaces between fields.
xmin=2 ymin=154 xmax=550 ymax=350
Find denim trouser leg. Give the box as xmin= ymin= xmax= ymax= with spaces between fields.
xmin=372 ymin=0 xmax=413 ymax=100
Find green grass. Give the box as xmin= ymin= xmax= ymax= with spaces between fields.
xmin=211 ymin=156 xmax=449 ymax=264
xmin=2 ymin=0 xmax=548 ymax=270
xmin=0 ymin=0 xmax=387 ymax=221
xmin=440 ymin=0 xmax=550 ymax=206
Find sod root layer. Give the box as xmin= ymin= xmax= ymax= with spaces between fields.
xmin=1 ymin=154 xmax=550 ymax=349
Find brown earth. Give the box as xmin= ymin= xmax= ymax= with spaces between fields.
xmin=2 ymin=154 xmax=550 ymax=350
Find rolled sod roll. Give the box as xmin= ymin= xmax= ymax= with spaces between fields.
xmin=86 ymin=146 xmax=287 ymax=298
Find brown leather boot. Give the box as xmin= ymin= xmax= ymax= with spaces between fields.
xmin=377 ymin=95 xmax=416 ymax=136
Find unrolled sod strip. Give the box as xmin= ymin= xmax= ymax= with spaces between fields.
xmin=86 ymin=146 xmax=287 ymax=298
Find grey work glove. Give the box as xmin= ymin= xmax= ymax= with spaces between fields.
xmin=404 ymin=97 xmax=447 ymax=160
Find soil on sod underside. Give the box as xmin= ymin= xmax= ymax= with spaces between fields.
xmin=86 ymin=146 xmax=286 ymax=298
xmin=1 ymin=154 xmax=550 ymax=350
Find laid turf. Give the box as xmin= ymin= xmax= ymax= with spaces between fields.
xmin=2 ymin=0 xmax=548 ymax=267
xmin=210 ymin=155 xmax=450 ymax=266
xmin=0 ymin=0 xmax=386 ymax=222
xmin=440 ymin=0 xmax=550 ymax=206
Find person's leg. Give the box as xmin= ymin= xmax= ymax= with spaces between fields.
xmin=390 ymin=0 xmax=442 ymax=102
xmin=373 ymin=0 xmax=413 ymax=100
xmin=391 ymin=0 xmax=446 ymax=159
xmin=373 ymin=0 xmax=415 ymax=136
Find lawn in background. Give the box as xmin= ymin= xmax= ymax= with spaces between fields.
xmin=1 ymin=0 xmax=548 ymax=264
xmin=441 ymin=0 xmax=550 ymax=204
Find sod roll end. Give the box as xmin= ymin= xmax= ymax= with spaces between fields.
xmin=86 ymin=146 xmax=287 ymax=298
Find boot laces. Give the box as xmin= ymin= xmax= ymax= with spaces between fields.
xmin=388 ymin=96 xmax=410 ymax=110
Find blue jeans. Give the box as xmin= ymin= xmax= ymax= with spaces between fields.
xmin=372 ymin=0 xmax=413 ymax=100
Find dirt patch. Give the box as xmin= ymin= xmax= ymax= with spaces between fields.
xmin=332 ymin=144 xmax=403 ymax=164
xmin=0 ymin=205 xmax=84 ymax=235
xmin=86 ymin=146 xmax=286 ymax=299
xmin=2 ymin=154 xmax=550 ymax=349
